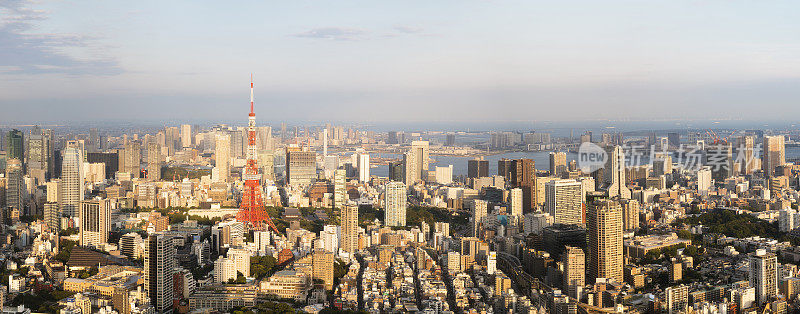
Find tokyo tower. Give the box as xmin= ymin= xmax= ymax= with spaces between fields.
xmin=237 ymin=74 xmax=279 ymax=233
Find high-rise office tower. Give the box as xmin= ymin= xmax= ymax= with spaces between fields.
xmin=215 ymin=132 xmax=231 ymax=182
xmin=230 ymin=129 xmax=245 ymax=159
xmin=357 ymin=153 xmax=370 ymax=182
xmin=498 ymin=158 xmax=514 ymax=180
xmin=120 ymin=141 xmax=141 ymax=178
xmin=750 ymin=249 xmax=778 ymax=305
xmin=550 ymin=152 xmax=567 ymax=178
xmin=602 ymin=146 xmax=631 ymax=199
xmin=467 ymin=158 xmax=489 ymax=179
xmin=165 ymin=126 xmax=180 ymax=156
xmin=5 ymin=129 xmax=23 ymax=162
xmin=512 ymin=159 xmax=536 ymax=212
xmin=706 ymin=142 xmax=733 ymax=181
xmin=340 ymin=203 xmax=359 ymax=253
xmin=5 ymin=159 xmax=24 ymax=212
xmin=472 ymin=199 xmax=488 ymax=237
xmin=545 ymin=179 xmax=584 ymax=226
xmin=146 ymin=142 xmax=161 ymax=181
xmin=334 ymin=169 xmax=347 ymax=209
xmin=286 ymin=149 xmax=316 ymax=186
xmin=79 ymin=199 xmax=111 ymax=247
xmin=385 ymin=181 xmax=407 ymax=227
xmin=144 ymin=233 xmax=175 ymax=313
xmin=652 ymin=153 xmax=672 ymax=177
xmin=43 ymin=202 xmax=60 ymax=232
xmin=404 ymin=140 xmax=429 ymax=184
xmin=26 ymin=126 xmax=52 ymax=181
xmin=510 ymin=188 xmax=523 ymax=217
xmin=61 ymin=141 xmax=84 ymax=217
xmin=563 ymin=246 xmax=585 ymax=299
xmin=181 ymin=124 xmax=192 ymax=148
xmin=587 ymin=199 xmax=623 ymax=283
xmin=387 ymin=131 xmax=398 ymax=144
xmin=738 ymin=135 xmax=757 ymax=175
xmin=89 ymin=128 xmax=100 ymax=152
xmin=763 ymin=135 xmax=785 ymax=177
xmin=388 ymin=161 xmax=404 ymax=182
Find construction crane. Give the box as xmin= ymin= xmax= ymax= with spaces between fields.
xmin=705 ymin=129 xmax=736 ymax=145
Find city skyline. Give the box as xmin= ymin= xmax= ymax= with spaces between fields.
xmin=3 ymin=1 xmax=800 ymax=123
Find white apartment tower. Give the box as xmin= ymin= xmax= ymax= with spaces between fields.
xmin=385 ymin=181 xmax=407 ymax=227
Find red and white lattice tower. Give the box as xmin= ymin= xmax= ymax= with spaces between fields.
xmin=237 ymin=74 xmax=279 ymax=233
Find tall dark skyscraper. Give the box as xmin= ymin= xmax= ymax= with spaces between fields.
xmin=445 ymin=133 xmax=456 ymax=146
xmin=513 ymin=159 xmax=536 ymax=212
xmin=6 ymin=129 xmax=23 ymax=162
xmin=498 ymin=158 xmax=514 ymax=180
xmin=87 ymin=152 xmax=119 ymax=179
xmin=467 ymin=158 xmax=489 ymax=179
xmin=667 ymin=132 xmax=680 ymax=148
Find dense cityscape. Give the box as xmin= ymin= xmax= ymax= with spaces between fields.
xmin=2 ymin=76 xmax=800 ymax=314
xmin=6 ymin=1 xmax=800 ymax=314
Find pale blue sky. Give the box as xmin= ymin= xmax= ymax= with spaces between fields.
xmin=1 ymin=0 xmax=800 ymax=124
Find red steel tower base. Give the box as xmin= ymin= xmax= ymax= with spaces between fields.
xmin=237 ymin=75 xmax=279 ymax=233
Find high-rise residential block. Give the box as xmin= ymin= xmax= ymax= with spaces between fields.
xmin=340 ymin=203 xmax=359 ymax=253
xmin=215 ymin=132 xmax=231 ymax=182
xmin=750 ymin=249 xmax=778 ymax=305
xmin=404 ymin=140 xmax=429 ymax=184
xmin=146 ymin=142 xmax=161 ymax=181
xmin=763 ymin=135 xmax=785 ymax=177
xmin=545 ymin=179 xmax=583 ymax=227
xmin=357 ymin=153 xmax=370 ymax=183
xmin=385 ymin=181 xmax=407 ymax=227
xmin=510 ymin=188 xmax=523 ymax=218
xmin=587 ymin=199 xmax=623 ymax=283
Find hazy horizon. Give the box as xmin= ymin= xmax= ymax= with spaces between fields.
xmin=3 ymin=1 xmax=800 ymax=123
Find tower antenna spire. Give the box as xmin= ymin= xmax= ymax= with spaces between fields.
xmin=250 ymin=73 xmax=254 ymax=115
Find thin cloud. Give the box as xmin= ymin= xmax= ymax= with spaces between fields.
xmin=393 ymin=25 xmax=423 ymax=34
xmin=0 ymin=0 xmax=122 ymax=75
xmin=293 ymin=27 xmax=368 ymax=41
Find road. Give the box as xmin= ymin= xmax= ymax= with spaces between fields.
xmin=424 ymin=247 xmax=460 ymax=314
xmin=406 ymin=250 xmax=424 ymax=310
